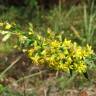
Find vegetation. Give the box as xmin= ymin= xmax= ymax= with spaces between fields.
xmin=0 ymin=0 xmax=96 ymax=96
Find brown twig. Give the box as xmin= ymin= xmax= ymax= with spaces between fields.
xmin=0 ymin=56 xmax=22 ymax=79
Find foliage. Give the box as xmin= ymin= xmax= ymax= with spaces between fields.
xmin=0 ymin=84 xmax=5 ymax=94
xmin=25 ymin=0 xmax=37 ymax=8
xmin=0 ymin=86 xmax=22 ymax=96
xmin=0 ymin=21 xmax=16 ymax=42
xmin=19 ymin=28 xmax=96 ymax=75
xmin=0 ymin=22 xmax=95 ymax=76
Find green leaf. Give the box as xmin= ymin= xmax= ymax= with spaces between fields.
xmin=0 ymin=84 xmax=5 ymax=93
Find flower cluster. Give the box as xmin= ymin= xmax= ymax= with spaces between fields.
xmin=28 ymin=39 xmax=93 ymax=73
xmin=0 ymin=21 xmax=16 ymax=42
xmin=15 ymin=27 xmax=95 ymax=74
xmin=0 ymin=21 xmax=15 ymax=30
xmin=0 ymin=22 xmax=95 ymax=74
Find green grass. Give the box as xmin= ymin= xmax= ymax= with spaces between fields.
xmin=0 ymin=43 xmax=13 ymax=54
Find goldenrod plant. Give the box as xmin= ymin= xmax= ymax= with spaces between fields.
xmin=0 ymin=22 xmax=96 ymax=77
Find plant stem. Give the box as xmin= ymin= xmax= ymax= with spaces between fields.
xmin=0 ymin=56 xmax=22 ymax=79
xmin=16 ymin=70 xmax=47 ymax=83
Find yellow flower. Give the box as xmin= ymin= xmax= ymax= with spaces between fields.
xmin=28 ymin=31 xmax=34 ymax=35
xmin=58 ymin=53 xmax=65 ymax=59
xmin=19 ymin=35 xmax=27 ymax=43
xmin=5 ymin=23 xmax=12 ymax=29
xmin=75 ymin=62 xmax=87 ymax=73
xmin=80 ymin=45 xmax=94 ymax=58
xmin=62 ymin=38 xmax=72 ymax=47
xmin=50 ymin=40 xmax=60 ymax=48
xmin=85 ymin=44 xmax=93 ymax=55
xmin=28 ymin=48 xmax=35 ymax=57
xmin=75 ymin=46 xmax=83 ymax=59
xmin=64 ymin=49 xmax=69 ymax=55
xmin=41 ymin=50 xmax=47 ymax=55
xmin=39 ymin=58 xmax=45 ymax=64
xmin=67 ymin=57 xmax=72 ymax=64
xmin=58 ymin=62 xmax=69 ymax=71
xmin=30 ymin=55 xmax=40 ymax=64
